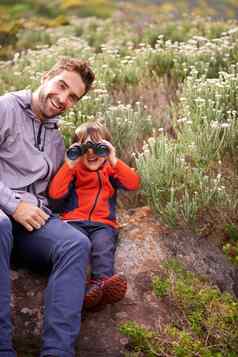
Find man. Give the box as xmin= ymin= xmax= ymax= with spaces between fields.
xmin=0 ymin=57 xmax=95 ymax=357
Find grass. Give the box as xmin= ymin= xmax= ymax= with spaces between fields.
xmin=120 ymin=260 xmax=238 ymax=356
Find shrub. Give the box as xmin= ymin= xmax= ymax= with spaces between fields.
xmin=136 ymin=66 xmax=238 ymax=227
xmin=120 ymin=260 xmax=238 ymax=356
xmin=16 ymin=29 xmax=52 ymax=50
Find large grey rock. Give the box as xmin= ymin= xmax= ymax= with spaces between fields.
xmin=11 ymin=207 xmax=238 ymax=356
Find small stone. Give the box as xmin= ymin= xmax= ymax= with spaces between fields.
xmin=21 ymin=307 xmax=33 ymax=315
xmin=120 ymin=337 xmax=129 ymax=346
xmin=11 ymin=271 xmax=19 ymax=280
xmin=115 ymin=311 xmax=128 ymax=319
xmin=27 ymin=291 xmax=35 ymax=297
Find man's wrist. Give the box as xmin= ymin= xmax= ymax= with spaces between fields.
xmin=5 ymin=196 xmax=21 ymax=216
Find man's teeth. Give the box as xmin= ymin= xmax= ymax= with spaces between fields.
xmin=51 ymin=99 xmax=61 ymax=109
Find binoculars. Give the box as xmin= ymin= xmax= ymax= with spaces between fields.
xmin=67 ymin=141 xmax=110 ymax=160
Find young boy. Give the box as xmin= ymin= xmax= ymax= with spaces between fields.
xmin=49 ymin=121 xmax=140 ymax=309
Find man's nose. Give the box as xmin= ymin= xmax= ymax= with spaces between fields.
xmin=58 ymin=92 xmax=68 ymax=106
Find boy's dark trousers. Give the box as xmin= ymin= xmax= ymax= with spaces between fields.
xmin=68 ymin=220 xmax=118 ymax=278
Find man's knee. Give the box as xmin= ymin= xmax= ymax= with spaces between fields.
xmin=0 ymin=213 xmax=13 ymax=249
xmin=0 ymin=213 xmax=12 ymax=235
xmin=75 ymin=233 xmax=91 ymax=254
xmin=56 ymin=231 xmax=91 ymax=259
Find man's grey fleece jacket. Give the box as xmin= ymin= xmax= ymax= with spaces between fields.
xmin=0 ymin=90 xmax=65 ymax=215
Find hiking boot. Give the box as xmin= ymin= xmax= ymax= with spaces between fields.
xmin=84 ymin=279 xmax=103 ymax=309
xmin=100 ymin=273 xmax=127 ymax=305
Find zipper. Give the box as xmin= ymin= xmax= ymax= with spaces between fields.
xmin=37 ymin=123 xmax=47 ymax=151
xmin=32 ymin=120 xmax=47 ymax=151
xmin=37 ymin=123 xmax=43 ymax=148
xmin=88 ymin=171 xmax=102 ymax=221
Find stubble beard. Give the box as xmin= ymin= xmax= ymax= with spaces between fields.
xmin=37 ymin=87 xmax=54 ymax=119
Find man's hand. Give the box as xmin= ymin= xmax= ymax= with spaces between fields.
xmin=12 ymin=201 xmax=50 ymax=232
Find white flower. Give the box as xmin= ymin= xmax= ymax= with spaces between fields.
xmin=211 ymin=121 xmax=219 ymax=128
xmin=177 ymin=117 xmax=187 ymax=123
xmin=148 ymin=137 xmax=156 ymax=146
xmin=220 ymin=123 xmax=230 ymax=128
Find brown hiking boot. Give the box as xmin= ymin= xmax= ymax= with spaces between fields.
xmin=100 ymin=273 xmax=127 ymax=305
xmin=84 ymin=279 xmax=103 ymax=309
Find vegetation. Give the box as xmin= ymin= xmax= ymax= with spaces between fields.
xmin=1 ymin=0 xmax=238 ymax=60
xmin=120 ymin=260 xmax=238 ymax=356
xmin=223 ymin=224 xmax=238 ymax=265
xmin=1 ymin=4 xmax=238 ymax=236
xmin=1 ymin=2 xmax=238 ymax=354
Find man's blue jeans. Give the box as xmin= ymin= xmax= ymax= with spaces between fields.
xmin=0 ymin=210 xmax=91 ymax=357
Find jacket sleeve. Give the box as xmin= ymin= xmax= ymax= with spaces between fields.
xmin=0 ymin=96 xmax=21 ymax=215
xmin=0 ymin=182 xmax=21 ymax=215
xmin=111 ymin=159 xmax=140 ymax=191
xmin=48 ymin=162 xmax=76 ymax=199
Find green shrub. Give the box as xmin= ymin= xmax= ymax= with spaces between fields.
xmin=136 ymin=65 xmax=238 ymax=227
xmin=61 ymin=0 xmax=115 ymax=18
xmin=120 ymin=260 xmax=238 ymax=356
xmin=223 ymin=224 xmax=238 ymax=265
xmin=16 ymin=29 xmax=52 ymax=50
xmin=119 ymin=321 xmax=158 ymax=356
xmin=152 ymin=276 xmax=170 ymax=297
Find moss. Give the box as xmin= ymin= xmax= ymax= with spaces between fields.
xmin=120 ymin=259 xmax=238 ymax=356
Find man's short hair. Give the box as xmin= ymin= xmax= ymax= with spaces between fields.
xmin=47 ymin=57 xmax=95 ymax=95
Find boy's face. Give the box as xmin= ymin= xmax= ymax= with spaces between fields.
xmin=33 ymin=70 xmax=86 ymax=120
xmin=80 ymin=136 xmax=107 ymax=171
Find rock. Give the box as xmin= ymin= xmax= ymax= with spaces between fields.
xmin=160 ymin=229 xmax=238 ymax=296
xmin=11 ymin=207 xmax=238 ymax=356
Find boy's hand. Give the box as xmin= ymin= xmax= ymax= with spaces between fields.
xmin=102 ymin=140 xmax=118 ymax=167
xmin=65 ymin=155 xmax=80 ymax=169
xmin=65 ymin=143 xmax=81 ymax=169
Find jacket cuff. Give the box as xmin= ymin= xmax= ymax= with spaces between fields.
xmin=1 ymin=194 xmax=21 ymax=215
xmin=113 ymin=159 xmax=128 ymax=171
xmin=64 ymin=161 xmax=77 ymax=172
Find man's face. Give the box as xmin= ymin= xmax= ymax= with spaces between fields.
xmin=33 ymin=70 xmax=86 ymax=119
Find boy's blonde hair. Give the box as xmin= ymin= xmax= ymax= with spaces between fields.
xmin=73 ymin=121 xmax=112 ymax=144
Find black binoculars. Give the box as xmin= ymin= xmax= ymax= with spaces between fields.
xmin=66 ymin=141 xmax=110 ymax=160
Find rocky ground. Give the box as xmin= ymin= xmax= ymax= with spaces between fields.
xmin=12 ymin=207 xmax=238 ymax=356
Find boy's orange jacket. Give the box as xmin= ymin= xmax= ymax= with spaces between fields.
xmin=48 ymin=159 xmax=140 ymax=228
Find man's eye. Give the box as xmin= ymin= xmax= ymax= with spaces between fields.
xmin=69 ymin=95 xmax=78 ymax=103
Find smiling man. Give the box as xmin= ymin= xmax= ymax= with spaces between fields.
xmin=32 ymin=69 xmax=86 ymax=119
xmin=0 ymin=57 xmax=95 ymax=357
